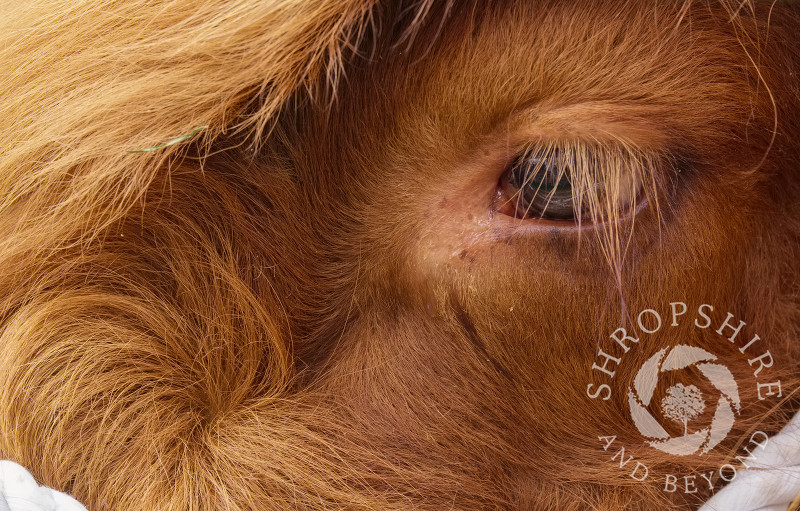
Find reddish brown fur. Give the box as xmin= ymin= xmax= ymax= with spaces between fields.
xmin=0 ymin=1 xmax=799 ymax=510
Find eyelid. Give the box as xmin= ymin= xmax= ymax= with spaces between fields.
xmin=498 ymin=141 xmax=653 ymax=225
xmin=503 ymin=101 xmax=671 ymax=151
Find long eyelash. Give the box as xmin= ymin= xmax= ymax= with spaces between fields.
xmin=510 ymin=141 xmax=667 ymax=280
xmin=512 ymin=145 xmax=572 ymax=220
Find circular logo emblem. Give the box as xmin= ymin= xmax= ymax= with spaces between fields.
xmin=627 ymin=345 xmax=741 ymax=456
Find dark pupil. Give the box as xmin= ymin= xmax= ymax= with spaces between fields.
xmin=508 ymin=153 xmax=576 ymax=220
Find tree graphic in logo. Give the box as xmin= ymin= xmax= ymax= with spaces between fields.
xmin=627 ymin=345 xmax=741 ymax=456
xmin=661 ymin=383 xmax=706 ymax=437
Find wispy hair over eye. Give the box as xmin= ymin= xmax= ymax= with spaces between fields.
xmin=504 ymin=140 xmax=669 ymax=279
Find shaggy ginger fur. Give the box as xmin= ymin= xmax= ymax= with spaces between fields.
xmin=0 ymin=0 xmax=799 ymax=510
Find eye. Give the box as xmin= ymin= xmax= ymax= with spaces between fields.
xmin=498 ymin=145 xmax=645 ymax=223
xmin=501 ymin=148 xmax=581 ymax=221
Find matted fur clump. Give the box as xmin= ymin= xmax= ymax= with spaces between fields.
xmin=0 ymin=1 xmax=799 ymax=510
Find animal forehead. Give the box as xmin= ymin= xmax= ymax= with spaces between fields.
xmin=328 ymin=0 xmax=756 ymax=159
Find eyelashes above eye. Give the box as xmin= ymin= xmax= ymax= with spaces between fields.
xmin=499 ymin=145 xmax=645 ymax=223
xmin=502 ymin=149 xmax=586 ymax=220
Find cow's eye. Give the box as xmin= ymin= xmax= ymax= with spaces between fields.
xmin=499 ymin=146 xmax=644 ymax=223
xmin=501 ymin=149 xmax=584 ymax=221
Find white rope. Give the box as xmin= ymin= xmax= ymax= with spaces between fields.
xmin=699 ymin=412 xmax=800 ymax=511
xmin=0 ymin=461 xmax=85 ymax=511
